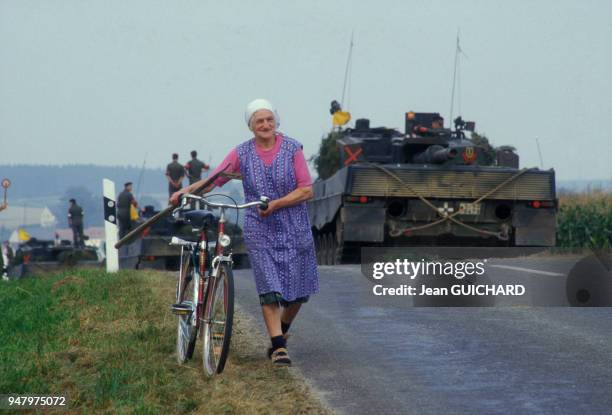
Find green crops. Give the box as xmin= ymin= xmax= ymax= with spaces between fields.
xmin=557 ymin=191 xmax=612 ymax=249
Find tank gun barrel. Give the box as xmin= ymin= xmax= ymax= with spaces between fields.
xmin=413 ymin=145 xmax=458 ymax=164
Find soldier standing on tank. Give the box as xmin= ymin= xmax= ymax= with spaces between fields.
xmin=184 ymin=150 xmax=210 ymax=185
xmin=117 ymin=182 xmax=138 ymax=239
xmin=184 ymin=151 xmax=210 ymax=209
xmin=166 ymin=153 xmax=185 ymax=199
xmin=68 ymin=198 xmax=85 ymax=248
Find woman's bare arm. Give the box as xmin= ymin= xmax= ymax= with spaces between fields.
xmin=260 ymin=186 xmax=314 ymax=217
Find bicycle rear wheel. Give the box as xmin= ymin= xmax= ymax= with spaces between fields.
xmin=202 ymin=262 xmax=234 ymax=375
xmin=176 ymin=249 xmax=197 ymax=364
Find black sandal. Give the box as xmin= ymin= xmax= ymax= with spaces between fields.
xmin=271 ymin=347 xmax=292 ymax=366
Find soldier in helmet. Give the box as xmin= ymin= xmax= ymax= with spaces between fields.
xmin=166 ymin=153 xmax=185 ymax=198
xmin=68 ymin=198 xmax=85 ymax=248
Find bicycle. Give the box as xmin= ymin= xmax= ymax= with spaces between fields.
xmin=170 ymin=193 xmax=269 ymax=375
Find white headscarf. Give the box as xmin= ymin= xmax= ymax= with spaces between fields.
xmin=245 ymin=98 xmax=280 ymax=130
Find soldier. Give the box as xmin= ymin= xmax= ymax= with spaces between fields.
xmin=166 ymin=153 xmax=185 ymax=198
xmin=117 ymin=182 xmax=138 ymax=239
xmin=184 ymin=151 xmax=210 ymax=209
xmin=184 ymin=150 xmax=210 ymax=185
xmin=431 ymin=115 xmax=444 ymax=130
xmin=68 ymin=198 xmax=85 ymax=248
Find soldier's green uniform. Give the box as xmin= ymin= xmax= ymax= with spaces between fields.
xmin=166 ymin=161 xmax=184 ymax=197
xmin=68 ymin=201 xmax=85 ymax=248
xmin=185 ymin=158 xmax=207 ymax=185
xmin=117 ymin=189 xmax=134 ymax=239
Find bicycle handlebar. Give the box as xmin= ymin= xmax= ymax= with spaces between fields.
xmin=178 ymin=194 xmax=270 ymax=212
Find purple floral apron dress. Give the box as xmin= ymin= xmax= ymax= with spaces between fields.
xmin=237 ymin=135 xmax=319 ymax=302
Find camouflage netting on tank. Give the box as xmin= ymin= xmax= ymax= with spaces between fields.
xmin=470 ymin=132 xmax=514 ymax=165
xmin=312 ymin=131 xmax=342 ymax=180
xmin=311 ymin=129 xmax=514 ymax=180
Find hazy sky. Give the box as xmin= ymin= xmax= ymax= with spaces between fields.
xmin=1 ymin=1 xmax=611 ymax=181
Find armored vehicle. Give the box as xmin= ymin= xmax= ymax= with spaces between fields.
xmin=308 ymin=111 xmax=557 ymax=264
xmin=118 ymin=205 xmax=248 ymax=270
xmin=8 ymin=238 xmax=101 ymax=278
xmin=118 ymin=205 xmax=194 ymax=270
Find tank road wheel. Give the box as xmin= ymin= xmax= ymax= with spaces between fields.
xmin=315 ymin=233 xmax=323 ymax=265
xmin=329 ymin=234 xmax=339 ymax=265
xmin=324 ymin=233 xmax=334 ymax=266
xmin=333 ymin=218 xmax=346 ymax=265
xmin=318 ymin=234 xmax=326 ymax=265
xmin=319 ymin=233 xmax=329 ymax=265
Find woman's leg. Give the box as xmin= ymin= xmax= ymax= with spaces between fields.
xmin=261 ymin=303 xmax=282 ymax=337
xmin=262 ymin=303 xmax=292 ymax=364
xmin=281 ymin=303 xmax=302 ymax=326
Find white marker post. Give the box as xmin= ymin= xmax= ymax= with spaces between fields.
xmin=103 ymin=179 xmax=119 ymax=272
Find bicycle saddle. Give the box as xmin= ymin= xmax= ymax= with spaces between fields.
xmin=184 ymin=211 xmax=217 ymax=228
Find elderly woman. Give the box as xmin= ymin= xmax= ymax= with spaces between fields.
xmin=170 ymin=99 xmax=319 ymax=366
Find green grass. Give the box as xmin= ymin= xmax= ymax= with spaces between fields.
xmin=0 ymin=269 xmax=331 ymax=414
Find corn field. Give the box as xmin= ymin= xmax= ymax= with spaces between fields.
xmin=556 ymin=190 xmax=612 ymax=248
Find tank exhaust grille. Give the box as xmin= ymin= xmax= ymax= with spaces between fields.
xmin=350 ymin=169 xmax=554 ymax=200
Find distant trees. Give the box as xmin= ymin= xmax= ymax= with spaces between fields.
xmin=0 ymin=164 xmax=165 ymax=199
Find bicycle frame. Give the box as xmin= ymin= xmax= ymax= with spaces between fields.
xmin=174 ymin=199 xmax=247 ymax=328
xmin=172 ymin=193 xmax=269 ymax=373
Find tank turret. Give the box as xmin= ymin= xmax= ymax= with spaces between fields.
xmin=327 ymin=111 xmax=497 ymax=171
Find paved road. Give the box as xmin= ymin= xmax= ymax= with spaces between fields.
xmin=234 ymin=256 xmax=612 ymax=415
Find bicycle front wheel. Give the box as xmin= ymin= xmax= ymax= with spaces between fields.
xmin=202 ymin=262 xmax=234 ymax=375
xmin=176 ymin=249 xmax=197 ymax=364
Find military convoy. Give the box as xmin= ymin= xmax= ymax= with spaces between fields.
xmin=118 ymin=204 xmax=248 ymax=270
xmin=308 ymin=111 xmax=557 ymax=264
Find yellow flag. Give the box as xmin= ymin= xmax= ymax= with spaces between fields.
xmin=18 ymin=228 xmax=31 ymax=241
xmin=130 ymin=205 xmax=139 ymax=221
xmin=332 ymin=111 xmax=351 ymax=127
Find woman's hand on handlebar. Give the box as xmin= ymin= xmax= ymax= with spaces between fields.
xmin=169 ymin=190 xmax=185 ymax=207
xmin=259 ymin=199 xmax=278 ymax=217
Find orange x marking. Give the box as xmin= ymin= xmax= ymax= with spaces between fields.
xmin=344 ymin=146 xmax=363 ymax=165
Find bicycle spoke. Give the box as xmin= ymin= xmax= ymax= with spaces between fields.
xmin=203 ymin=264 xmax=234 ymax=375
xmin=176 ymin=249 xmax=198 ymax=364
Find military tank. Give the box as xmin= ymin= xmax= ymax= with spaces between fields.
xmin=118 ymin=204 xmax=248 ymax=270
xmin=308 ymin=110 xmax=557 ymax=264
xmin=8 ymin=238 xmax=101 ymax=278
xmin=118 ymin=205 xmax=191 ymax=270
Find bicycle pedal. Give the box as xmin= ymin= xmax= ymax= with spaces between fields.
xmin=171 ymin=303 xmax=192 ymax=315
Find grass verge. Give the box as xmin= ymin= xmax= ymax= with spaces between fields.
xmin=0 ymin=269 xmax=332 ymax=414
